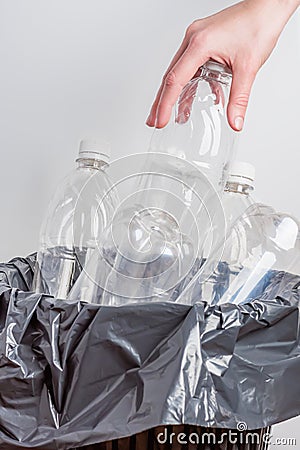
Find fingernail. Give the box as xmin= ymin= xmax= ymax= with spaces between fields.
xmin=146 ymin=113 xmax=153 ymax=126
xmin=234 ymin=116 xmax=244 ymax=131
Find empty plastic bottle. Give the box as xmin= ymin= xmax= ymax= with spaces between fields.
xmin=176 ymin=201 xmax=300 ymax=307
xmin=223 ymin=160 xmax=255 ymax=227
xmin=216 ymin=204 xmax=300 ymax=305
xmin=69 ymin=61 xmax=236 ymax=306
xmin=33 ymin=139 xmax=118 ymax=299
xmin=150 ymin=60 xmax=236 ymax=190
xmin=176 ymin=160 xmax=256 ymax=304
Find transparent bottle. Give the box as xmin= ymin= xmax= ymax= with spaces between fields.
xmin=70 ymin=61 xmax=236 ymax=306
xmin=150 ymin=60 xmax=236 ymax=190
xmin=216 ymin=205 xmax=300 ymax=305
xmin=176 ymin=204 xmax=300 ymax=306
xmin=33 ymin=139 xmax=118 ymax=299
xmin=176 ymin=160 xmax=255 ymax=304
xmin=223 ymin=161 xmax=255 ymax=226
xmin=197 ymin=161 xmax=256 ymax=304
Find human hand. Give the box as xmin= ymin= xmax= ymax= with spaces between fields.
xmin=146 ymin=0 xmax=300 ymax=131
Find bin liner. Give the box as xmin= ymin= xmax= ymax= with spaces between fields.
xmin=0 ymin=255 xmax=299 ymax=450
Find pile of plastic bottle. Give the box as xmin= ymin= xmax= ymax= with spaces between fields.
xmin=32 ymin=61 xmax=300 ymax=307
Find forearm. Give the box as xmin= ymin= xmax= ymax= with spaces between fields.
xmin=275 ymin=0 xmax=300 ymax=10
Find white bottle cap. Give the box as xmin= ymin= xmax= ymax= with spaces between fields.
xmin=77 ymin=138 xmax=110 ymax=164
xmin=227 ymin=161 xmax=255 ymax=187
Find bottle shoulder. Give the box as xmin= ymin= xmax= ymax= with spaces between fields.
xmin=222 ymin=202 xmax=300 ymax=271
xmin=39 ymin=167 xmax=118 ymax=247
xmin=48 ymin=167 xmax=116 ymax=209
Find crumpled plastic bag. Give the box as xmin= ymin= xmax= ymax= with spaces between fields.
xmin=0 ymin=255 xmax=299 ymax=449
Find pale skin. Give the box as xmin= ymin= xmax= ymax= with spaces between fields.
xmin=146 ymin=0 xmax=300 ymax=131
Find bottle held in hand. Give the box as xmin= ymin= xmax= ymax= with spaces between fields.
xmin=74 ymin=62 xmax=236 ymax=306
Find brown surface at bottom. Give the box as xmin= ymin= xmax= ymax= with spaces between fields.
xmin=72 ymin=425 xmax=270 ymax=450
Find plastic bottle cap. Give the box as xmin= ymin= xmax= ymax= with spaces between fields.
xmin=227 ymin=161 xmax=255 ymax=187
xmin=77 ymin=139 xmax=110 ymax=164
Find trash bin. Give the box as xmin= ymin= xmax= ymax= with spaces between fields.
xmin=0 ymin=255 xmax=299 ymax=450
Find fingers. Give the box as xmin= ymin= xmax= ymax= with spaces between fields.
xmin=175 ymin=67 xmax=203 ymax=125
xmin=146 ymin=84 xmax=164 ymax=127
xmin=146 ymin=37 xmax=189 ymax=127
xmin=176 ymin=76 xmax=198 ymax=125
xmin=227 ymin=64 xmax=257 ymax=131
xmin=153 ymin=45 xmax=208 ymax=128
xmin=209 ymin=79 xmax=225 ymax=108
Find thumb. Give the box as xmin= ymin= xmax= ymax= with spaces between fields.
xmin=227 ymin=65 xmax=256 ymax=131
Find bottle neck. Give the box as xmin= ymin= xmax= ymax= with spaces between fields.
xmin=200 ymin=62 xmax=232 ymax=86
xmin=76 ymin=158 xmax=108 ymax=170
xmin=224 ymin=181 xmax=253 ymax=196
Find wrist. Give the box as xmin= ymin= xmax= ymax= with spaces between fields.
xmin=249 ymin=0 xmax=300 ymax=13
xmin=274 ymin=0 xmax=300 ymax=15
xmin=245 ymin=0 xmax=299 ymax=27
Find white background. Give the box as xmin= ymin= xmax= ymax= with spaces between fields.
xmin=0 ymin=1 xmax=299 ymax=447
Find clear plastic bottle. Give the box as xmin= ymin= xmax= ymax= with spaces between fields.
xmin=33 ymin=139 xmax=118 ymax=299
xmin=150 ymin=60 xmax=236 ymax=190
xmin=70 ymin=61 xmax=236 ymax=306
xmin=215 ymin=204 xmax=300 ymax=305
xmin=223 ymin=161 xmax=255 ymax=226
xmin=176 ymin=202 xmax=300 ymax=306
xmin=176 ymin=160 xmax=256 ymax=304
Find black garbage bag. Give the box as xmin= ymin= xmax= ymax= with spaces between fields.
xmin=0 ymin=255 xmax=299 ymax=450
